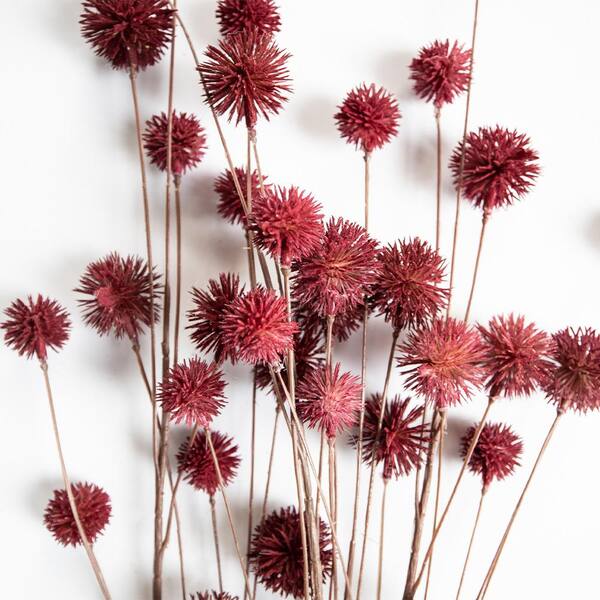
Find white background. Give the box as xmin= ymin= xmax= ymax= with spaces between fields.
xmin=2 ymin=1 xmax=600 ymax=598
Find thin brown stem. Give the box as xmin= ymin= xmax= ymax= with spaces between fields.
xmin=434 ymin=108 xmax=442 ymax=253
xmin=328 ymin=437 xmax=339 ymax=600
xmin=376 ymin=480 xmax=388 ymax=600
xmin=413 ymin=405 xmax=430 ymax=515
xmin=209 ymin=495 xmax=224 ymax=593
xmin=244 ymin=372 xmax=258 ymax=600
xmin=245 ymin=129 xmax=258 ymax=289
xmin=316 ymin=432 xmax=325 ymax=518
xmin=173 ymin=176 xmax=183 ymax=365
xmin=464 ymin=211 xmax=489 ymax=322
xmin=363 ymin=152 xmax=371 ymax=229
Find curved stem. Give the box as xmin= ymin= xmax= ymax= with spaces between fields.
xmin=435 ymin=109 xmax=442 ymax=252
xmin=376 ymin=480 xmax=388 ymax=600
xmin=209 ymin=495 xmax=224 ymax=593
xmin=464 ymin=211 xmax=489 ymax=322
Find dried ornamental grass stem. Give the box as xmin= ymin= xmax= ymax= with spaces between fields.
xmin=209 ymin=495 xmax=224 ymax=593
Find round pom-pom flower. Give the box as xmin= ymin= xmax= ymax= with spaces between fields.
xmin=177 ymin=430 xmax=240 ymax=496
xmin=199 ymin=31 xmax=291 ymax=129
xmin=409 ymin=40 xmax=471 ymax=108
xmin=159 ymin=358 xmax=226 ymax=427
xmin=143 ymin=111 xmax=207 ymax=176
xmin=44 ymin=482 xmax=111 ymax=546
xmin=2 ymin=295 xmax=71 ymax=361
xmin=192 ymin=593 xmax=239 ymax=600
xmin=334 ymin=83 xmax=401 ymax=154
xmin=450 ymin=126 xmax=540 ymax=213
xmin=76 ymin=253 xmax=160 ymax=342
xmin=80 ymin=0 xmax=174 ymax=71
xmin=461 ymin=422 xmax=523 ymax=490
xmin=215 ymin=167 xmax=268 ymax=226
xmin=216 ymin=0 xmax=281 ymax=36
xmin=372 ymin=238 xmax=449 ymax=332
xmin=478 ymin=314 xmax=553 ymax=398
xmin=250 ymin=506 xmax=332 ymax=598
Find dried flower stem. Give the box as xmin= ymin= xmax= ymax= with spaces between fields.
xmin=376 ymin=479 xmax=388 ymax=600
xmin=244 ymin=372 xmax=258 ymax=600
xmin=363 ymin=151 xmax=371 ymax=229
xmin=434 ymin=108 xmax=442 ymax=252
xmin=316 ymin=431 xmax=325 ymax=517
xmin=413 ymin=406 xmax=430 ymax=513
xmin=464 ymin=211 xmax=490 ymax=322
xmin=209 ymin=495 xmax=224 ymax=593
xmin=173 ymin=176 xmax=183 ymax=365
xmin=328 ymin=437 xmax=339 ymax=600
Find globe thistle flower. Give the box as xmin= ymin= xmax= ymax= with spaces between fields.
xmin=371 ymin=238 xmax=449 ymax=332
xmin=143 ymin=111 xmax=207 ymax=176
xmin=158 ymin=358 xmax=226 ymax=427
xmin=199 ymin=31 xmax=291 ymax=129
xmin=221 ymin=287 xmax=297 ymax=364
xmin=334 ymin=83 xmax=401 ymax=154
xmin=478 ymin=314 xmax=553 ymax=398
xmin=409 ymin=40 xmax=471 ymax=109
xmin=177 ymin=430 xmax=240 ymax=496
xmin=75 ymin=253 xmax=160 ymax=342
xmin=192 ymin=593 xmax=239 ymax=600
xmin=354 ymin=395 xmax=429 ymax=480
xmin=398 ymin=318 xmax=486 ymax=409
xmin=216 ymin=0 xmax=281 ymax=36
xmin=188 ymin=273 xmax=245 ymax=363
xmin=252 ymin=186 xmax=324 ymax=267
xmin=80 ymin=0 xmax=174 ymax=71
xmin=215 ymin=167 xmax=268 ymax=226
xmin=461 ymin=422 xmax=523 ymax=490
xmin=2 ymin=295 xmax=71 ymax=361
xmin=44 ymin=482 xmax=111 ymax=546
xmin=250 ymin=506 xmax=332 ymax=598
xmin=297 ymin=363 xmax=362 ymax=439
xmin=450 ymin=126 xmax=540 ymax=213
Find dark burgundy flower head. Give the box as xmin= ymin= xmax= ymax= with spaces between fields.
xmin=80 ymin=0 xmax=174 ymax=71
xmin=398 ymin=318 xmax=486 ymax=409
xmin=143 ymin=111 xmax=207 ymax=175
xmin=409 ymin=40 xmax=471 ymax=108
xmin=159 ymin=358 xmax=226 ymax=427
xmin=372 ymin=238 xmax=449 ymax=332
xmin=177 ymin=430 xmax=240 ymax=496
xmin=252 ymin=186 xmax=324 ymax=267
xmin=44 ymin=482 xmax=111 ymax=546
xmin=215 ymin=167 xmax=269 ymax=226
xmin=221 ymin=287 xmax=297 ymax=364
xmin=2 ymin=295 xmax=71 ymax=361
xmin=188 ymin=273 xmax=245 ymax=363
xmin=355 ymin=395 xmax=429 ymax=480
xmin=216 ymin=0 xmax=281 ymax=36
xmin=250 ymin=506 xmax=332 ymax=598
xmin=334 ymin=83 xmax=401 ymax=154
xmin=450 ymin=126 xmax=540 ymax=213
xmin=461 ymin=422 xmax=523 ymax=490
xmin=478 ymin=314 xmax=553 ymax=398
xmin=199 ymin=31 xmax=292 ymax=129
xmin=192 ymin=593 xmax=239 ymax=600
xmin=76 ymin=253 xmax=160 ymax=342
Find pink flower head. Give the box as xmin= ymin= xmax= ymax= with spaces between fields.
xmin=177 ymin=430 xmax=240 ymax=496
xmin=216 ymin=0 xmax=281 ymax=36
xmin=252 ymin=186 xmax=324 ymax=267
xmin=398 ymin=318 xmax=486 ymax=409
xmin=409 ymin=40 xmax=471 ymax=108
xmin=200 ymin=31 xmax=291 ymax=129
xmin=461 ymin=422 xmax=523 ymax=490
xmin=193 ymin=593 xmax=239 ymax=600
xmin=450 ymin=126 xmax=540 ymax=213
xmin=221 ymin=287 xmax=297 ymax=364
xmin=215 ymin=167 xmax=269 ymax=226
xmin=2 ymin=295 xmax=71 ymax=361
xmin=44 ymin=482 xmax=111 ymax=546
xmin=76 ymin=252 xmax=160 ymax=342
xmin=158 ymin=358 xmax=226 ymax=427
xmin=334 ymin=83 xmax=401 ymax=154
xmin=372 ymin=238 xmax=449 ymax=332
xmin=80 ymin=0 xmax=174 ymax=71
xmin=478 ymin=314 xmax=553 ymax=398
xmin=250 ymin=506 xmax=332 ymax=598
xmin=143 ymin=111 xmax=207 ymax=175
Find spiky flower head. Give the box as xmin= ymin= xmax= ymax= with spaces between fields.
xmin=216 ymin=0 xmax=281 ymax=36
xmin=192 ymin=593 xmax=239 ymax=600
xmin=215 ymin=167 xmax=269 ymax=226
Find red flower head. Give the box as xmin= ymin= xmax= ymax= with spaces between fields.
xmin=478 ymin=314 xmax=553 ymax=398
xmin=334 ymin=83 xmax=401 ymax=154
xmin=44 ymin=482 xmax=111 ymax=546
xmin=293 ymin=217 xmax=379 ymax=317
xmin=216 ymin=0 xmax=281 ymax=36
xmin=215 ymin=167 xmax=269 ymax=226
xmin=372 ymin=238 xmax=449 ymax=332
xmin=199 ymin=31 xmax=291 ymax=129
xmin=398 ymin=318 xmax=486 ymax=409
xmin=250 ymin=506 xmax=332 ymax=598
xmin=297 ymin=363 xmax=362 ymax=439
xmin=177 ymin=430 xmax=240 ymax=496
xmin=188 ymin=273 xmax=245 ymax=363
xmin=545 ymin=327 xmax=600 ymax=413
xmin=252 ymin=186 xmax=324 ymax=267
xmin=450 ymin=126 xmax=540 ymax=213
xmin=158 ymin=358 xmax=226 ymax=427
xmin=221 ymin=287 xmax=297 ymax=364
xmin=461 ymin=422 xmax=523 ymax=490
xmin=143 ymin=111 xmax=207 ymax=176
xmin=409 ymin=40 xmax=471 ymax=109
xmin=80 ymin=0 xmax=174 ymax=71
xmin=76 ymin=253 xmax=160 ymax=342
xmin=2 ymin=295 xmax=71 ymax=361
xmin=192 ymin=593 xmax=239 ymax=600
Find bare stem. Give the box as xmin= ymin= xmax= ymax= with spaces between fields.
xmin=209 ymin=495 xmax=224 ymax=593
xmin=173 ymin=176 xmax=183 ymax=365
xmin=434 ymin=108 xmax=442 ymax=252
xmin=376 ymin=480 xmax=389 ymax=600
xmin=244 ymin=372 xmax=258 ymax=600
xmin=464 ymin=211 xmax=490 ymax=322
xmin=328 ymin=437 xmax=339 ymax=600
xmin=363 ymin=152 xmax=371 ymax=229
